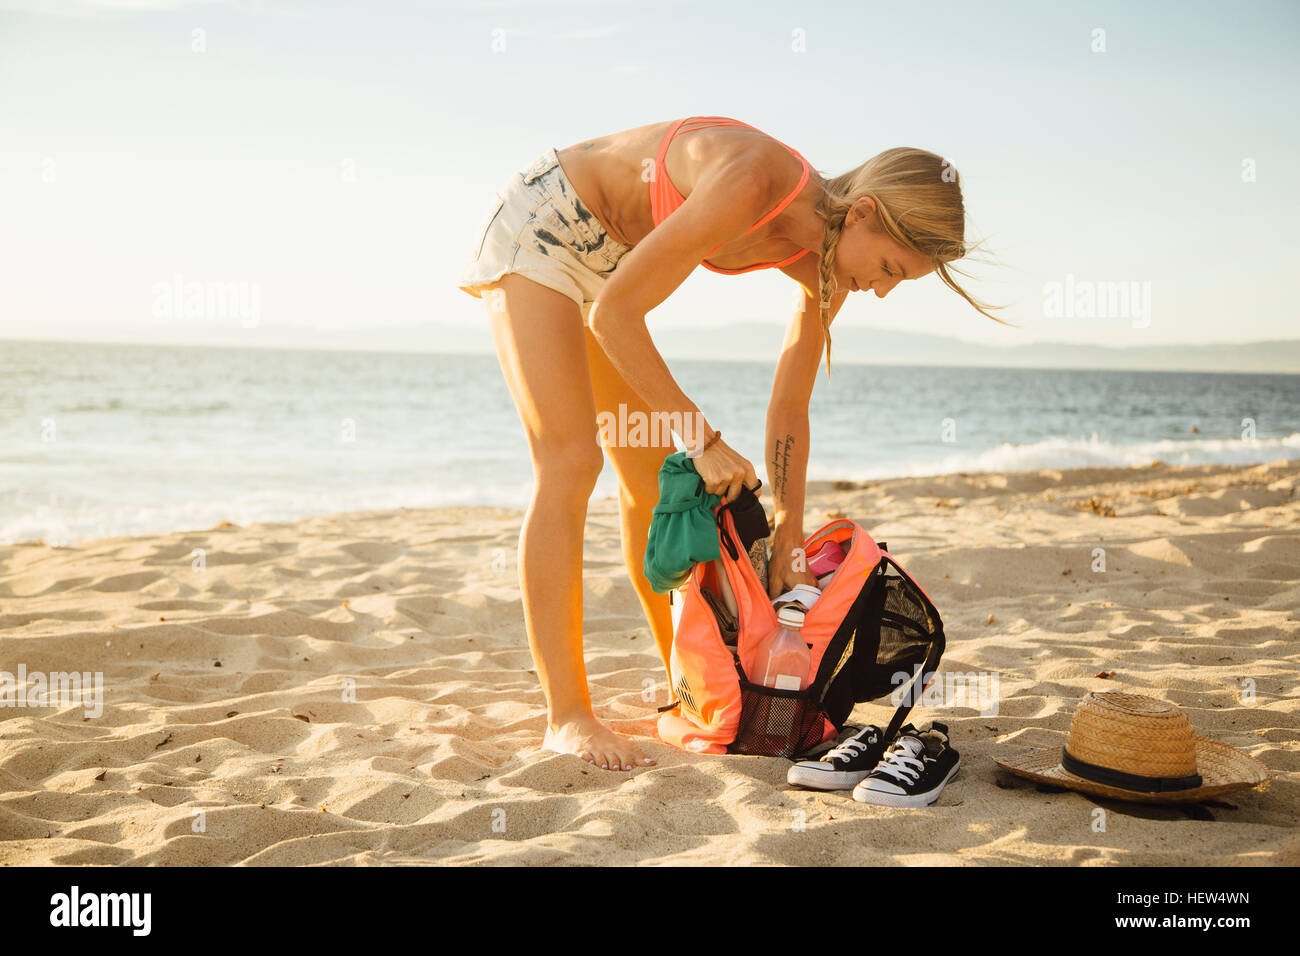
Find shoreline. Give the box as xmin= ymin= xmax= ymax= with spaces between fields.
xmin=6 ymin=458 xmax=1298 ymax=552
xmin=1 ymin=459 xmax=1297 ymax=865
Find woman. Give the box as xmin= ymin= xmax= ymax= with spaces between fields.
xmin=457 ymin=116 xmax=993 ymax=773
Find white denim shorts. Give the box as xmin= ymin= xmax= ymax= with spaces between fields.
xmin=457 ymin=147 xmax=633 ymax=318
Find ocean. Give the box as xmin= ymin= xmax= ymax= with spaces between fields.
xmin=3 ymin=338 xmax=1297 ymax=545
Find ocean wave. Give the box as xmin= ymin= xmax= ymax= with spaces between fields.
xmin=821 ymin=432 xmax=1300 ymax=481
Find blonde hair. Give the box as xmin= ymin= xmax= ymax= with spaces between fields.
xmin=814 ymin=147 xmax=1002 ymax=373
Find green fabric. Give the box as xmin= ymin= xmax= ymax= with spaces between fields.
xmin=643 ymin=451 xmax=722 ymax=593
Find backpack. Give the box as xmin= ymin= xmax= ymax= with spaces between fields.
xmin=656 ymin=496 xmax=946 ymax=758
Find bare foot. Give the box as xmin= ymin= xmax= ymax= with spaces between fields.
xmin=544 ymin=714 xmax=656 ymax=771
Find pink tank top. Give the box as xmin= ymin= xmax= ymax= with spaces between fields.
xmin=648 ymin=116 xmax=812 ymax=275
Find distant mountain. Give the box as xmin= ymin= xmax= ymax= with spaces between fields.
xmin=11 ymin=321 xmax=1300 ymax=374
xmin=647 ymin=322 xmax=1300 ymax=373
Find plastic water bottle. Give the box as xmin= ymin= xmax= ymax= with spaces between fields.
xmin=759 ymin=604 xmax=811 ymax=691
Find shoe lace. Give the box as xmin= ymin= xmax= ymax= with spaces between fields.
xmin=824 ymin=730 xmax=878 ymax=763
xmin=872 ymin=739 xmax=926 ymax=785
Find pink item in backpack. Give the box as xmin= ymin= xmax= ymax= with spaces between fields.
xmin=808 ymin=539 xmax=845 ymax=578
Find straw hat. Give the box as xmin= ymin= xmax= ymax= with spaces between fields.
xmin=993 ymin=692 xmax=1267 ymax=804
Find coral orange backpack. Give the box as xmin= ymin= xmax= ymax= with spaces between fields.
xmin=657 ymin=497 xmax=946 ymax=758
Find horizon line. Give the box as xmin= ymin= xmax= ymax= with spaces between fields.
xmin=4 ymin=333 xmax=1298 ymax=377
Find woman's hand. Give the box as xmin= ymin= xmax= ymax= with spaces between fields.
xmin=766 ymin=525 xmax=819 ymax=599
xmin=690 ymin=434 xmax=758 ymax=502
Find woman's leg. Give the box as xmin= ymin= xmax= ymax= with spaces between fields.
xmin=584 ymin=326 xmax=675 ymax=679
xmin=485 ymin=274 xmax=652 ymax=771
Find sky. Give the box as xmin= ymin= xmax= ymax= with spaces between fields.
xmin=1 ymin=0 xmax=1297 ymax=352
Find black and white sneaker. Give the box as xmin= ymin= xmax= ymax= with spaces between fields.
xmin=852 ymin=722 xmax=960 ymax=807
xmin=786 ymin=725 xmax=888 ymax=791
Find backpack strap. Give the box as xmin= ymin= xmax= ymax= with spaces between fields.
xmin=713 ymin=507 xmax=740 ymax=560
xmin=712 ymin=481 xmax=764 ymax=561
xmin=883 ymin=626 xmax=946 ymax=741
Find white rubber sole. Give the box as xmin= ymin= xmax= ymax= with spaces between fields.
xmin=786 ymin=762 xmax=873 ymax=791
xmin=852 ymin=760 xmax=961 ymax=807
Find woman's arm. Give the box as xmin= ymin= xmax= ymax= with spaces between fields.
xmin=766 ymin=256 xmax=848 ymax=594
xmin=588 ymin=150 xmax=781 ymax=499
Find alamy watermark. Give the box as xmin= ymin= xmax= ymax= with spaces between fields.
xmin=1 ymin=665 xmax=103 ymax=718
xmin=891 ymin=666 xmax=1000 ymax=716
xmin=151 ymin=274 xmax=261 ymax=328
xmin=595 ymin=402 xmax=707 ymax=452
xmin=1043 ymin=273 xmax=1151 ymax=328
xmin=49 ymin=886 xmax=150 ymax=936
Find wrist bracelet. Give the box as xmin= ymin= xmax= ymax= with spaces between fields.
xmin=701 ymin=430 xmax=721 ymax=453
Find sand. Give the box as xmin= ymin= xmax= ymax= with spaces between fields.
xmin=1 ymin=461 xmax=1297 ymax=866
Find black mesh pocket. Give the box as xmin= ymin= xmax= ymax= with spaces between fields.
xmin=883 ymin=569 xmax=937 ymax=637
xmin=730 ymin=679 xmax=829 ymax=758
xmin=871 ymin=576 xmax=935 ymax=692
xmin=851 ymin=561 xmax=939 ymax=701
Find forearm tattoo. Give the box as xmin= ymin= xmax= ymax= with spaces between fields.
xmin=771 ymin=435 xmax=795 ymax=502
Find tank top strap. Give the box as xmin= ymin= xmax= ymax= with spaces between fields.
xmin=649 ymin=118 xmax=690 ymax=227
xmin=650 ymin=116 xmax=813 ymax=246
